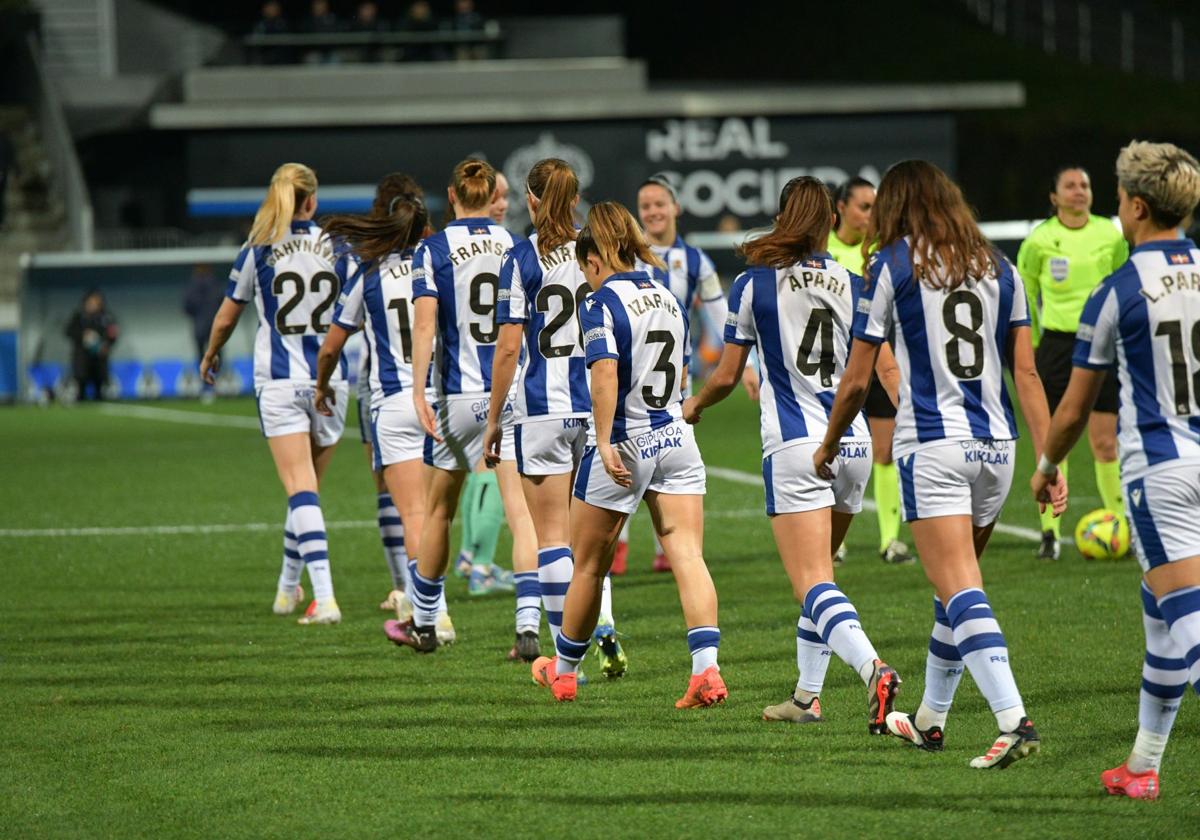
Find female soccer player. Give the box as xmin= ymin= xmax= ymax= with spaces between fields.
xmin=1031 ymin=141 xmax=1200 ymax=800
xmin=531 ymin=203 xmax=726 ymax=708
xmin=200 ymin=162 xmax=346 ymax=625
xmin=684 ymin=176 xmax=901 ymax=732
xmin=1018 ymin=166 xmax=1130 ymax=559
xmin=827 ymin=177 xmax=910 ymax=566
xmin=388 ymin=158 xmax=538 ymax=653
xmin=610 ymin=173 xmax=744 ymax=574
xmin=484 ymin=158 xmax=627 ymax=673
xmin=816 ymin=160 xmax=1066 ymax=768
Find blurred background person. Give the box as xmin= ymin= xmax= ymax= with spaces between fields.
xmin=450 ymin=0 xmax=486 ymax=61
xmin=65 ymin=289 xmax=119 ymax=401
xmin=400 ymin=0 xmax=440 ymax=62
xmin=303 ymin=0 xmax=342 ymax=64
xmin=251 ymin=0 xmax=290 ymax=65
xmin=349 ymin=1 xmax=388 ymax=62
xmin=1017 ymin=165 xmax=1129 ymax=560
xmin=183 ymin=264 xmax=223 ymax=401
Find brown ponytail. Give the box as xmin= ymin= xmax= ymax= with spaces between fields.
xmin=527 ymin=158 xmax=578 ymax=255
xmin=249 ymin=163 xmax=318 ymax=246
xmin=372 ymin=172 xmax=424 ymax=216
xmin=450 ymin=158 xmax=497 ymax=215
xmin=321 ymin=195 xmax=428 ymax=265
xmin=576 ymin=202 xmax=663 ymax=273
xmin=739 ymin=176 xmax=833 ymax=268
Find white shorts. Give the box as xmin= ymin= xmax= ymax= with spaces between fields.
xmin=499 ymin=396 xmax=517 ymax=463
xmin=764 ymin=438 xmax=872 ymax=516
xmin=371 ymin=395 xmax=426 ymax=469
xmin=1125 ymin=462 xmax=1200 ymax=572
xmin=897 ymin=438 xmax=1014 ymax=526
xmin=256 ymin=380 xmax=348 ymax=447
xmin=514 ymin=415 xmax=589 ymax=476
xmin=573 ymin=420 xmax=706 ymax=515
xmin=424 ymin=396 xmax=489 ymax=471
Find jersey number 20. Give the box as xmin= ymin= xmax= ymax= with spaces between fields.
xmin=535 ymin=283 xmax=590 ymax=358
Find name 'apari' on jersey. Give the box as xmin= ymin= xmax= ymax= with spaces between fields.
xmin=852 ymin=237 xmax=1029 ymax=459
xmin=725 ymin=256 xmax=869 ymax=456
xmin=332 ymin=248 xmax=417 ymax=406
xmin=1073 ymin=238 xmax=1200 ymax=481
xmin=497 ymin=232 xmax=591 ymax=420
xmin=581 ymin=271 xmax=688 ymax=443
xmin=226 ymin=219 xmax=348 ymax=387
xmin=412 ymin=217 xmax=520 ymax=399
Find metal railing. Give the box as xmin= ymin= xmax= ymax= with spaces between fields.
xmin=961 ymin=0 xmax=1194 ymax=83
xmin=18 ymin=31 xmax=94 ymax=250
xmin=239 ymin=24 xmax=504 ymax=64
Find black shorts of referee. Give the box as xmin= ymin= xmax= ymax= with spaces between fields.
xmin=864 ymin=376 xmax=896 ymax=419
xmin=1036 ymin=329 xmax=1118 ymax=414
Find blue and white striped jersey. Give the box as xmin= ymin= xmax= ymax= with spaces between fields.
xmin=1073 ymin=238 xmax=1200 ymax=481
xmin=852 ymin=238 xmax=1029 ymax=459
xmin=581 ymin=271 xmax=688 ymax=443
xmin=497 ymin=232 xmax=591 ymax=420
xmin=726 ymin=256 xmax=870 ymax=457
xmin=412 ymin=218 xmax=521 ymax=399
xmin=226 ymin=220 xmax=348 ymax=387
xmin=635 ymin=235 xmax=722 ymax=311
xmin=333 ymin=248 xmax=417 ymax=406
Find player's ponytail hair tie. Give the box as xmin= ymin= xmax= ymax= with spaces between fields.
xmin=249 ymin=162 xmax=318 ymax=246
xmin=450 ymin=158 xmax=497 ymax=215
xmin=527 ymin=158 xmax=579 ymax=256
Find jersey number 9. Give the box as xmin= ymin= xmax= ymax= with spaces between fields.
xmin=273 ymin=271 xmax=339 ymax=335
xmin=469 ymin=272 xmax=499 ymax=343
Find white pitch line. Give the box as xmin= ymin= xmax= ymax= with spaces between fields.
xmin=0 ymin=520 xmax=378 ymax=538
xmin=95 ymin=402 xmax=365 ymax=440
xmin=707 ymin=464 xmax=1045 ymax=543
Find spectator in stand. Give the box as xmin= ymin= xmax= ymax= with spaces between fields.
xmin=183 ymin=264 xmax=224 ymax=401
xmin=65 ymin=289 xmax=119 ymax=401
xmin=400 ymin=0 xmax=440 ymax=62
xmin=303 ymin=0 xmax=342 ymax=64
xmin=449 ymin=0 xmax=486 ymax=61
xmin=251 ymin=0 xmax=290 ymax=65
xmin=349 ymin=1 xmax=388 ymax=62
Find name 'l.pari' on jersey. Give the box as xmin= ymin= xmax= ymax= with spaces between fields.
xmin=497 ymin=232 xmax=591 ymax=420
xmin=581 ymin=271 xmax=688 ymax=443
xmin=332 ymin=248 xmax=417 ymax=406
xmin=1073 ymin=238 xmax=1200 ymax=481
xmin=852 ymin=237 xmax=1030 ymax=459
xmin=725 ymin=256 xmax=870 ymax=456
xmin=226 ymin=219 xmax=348 ymax=387
xmin=412 ymin=217 xmax=521 ymax=399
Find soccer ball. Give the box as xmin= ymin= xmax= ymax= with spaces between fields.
xmin=1073 ymin=509 xmax=1131 ymax=561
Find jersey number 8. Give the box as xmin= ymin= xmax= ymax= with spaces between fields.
xmin=273 ymin=271 xmax=339 ymax=335
xmin=943 ymin=290 xmax=985 ymax=379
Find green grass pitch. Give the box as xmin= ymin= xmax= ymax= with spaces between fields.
xmin=1 ymin=391 xmax=1196 ymax=837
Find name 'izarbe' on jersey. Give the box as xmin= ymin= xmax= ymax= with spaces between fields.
xmin=725 ymin=256 xmax=869 ymax=456
xmin=1073 ymin=238 xmax=1200 ymax=481
xmin=852 ymin=237 xmax=1029 ymax=459
xmin=581 ymin=271 xmax=687 ymax=443
xmin=227 ymin=219 xmax=348 ymax=386
xmin=332 ymin=248 xmax=416 ymax=406
xmin=497 ymin=232 xmax=591 ymax=420
xmin=412 ymin=217 xmax=520 ymax=399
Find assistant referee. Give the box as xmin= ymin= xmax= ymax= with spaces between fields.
xmin=1017 ymin=165 xmax=1129 ymax=560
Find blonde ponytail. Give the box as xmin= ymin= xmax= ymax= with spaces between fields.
xmin=249 ymin=163 xmax=318 ymax=246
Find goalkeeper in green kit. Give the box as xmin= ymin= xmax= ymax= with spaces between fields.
xmin=1017 ymin=166 xmax=1129 ymax=559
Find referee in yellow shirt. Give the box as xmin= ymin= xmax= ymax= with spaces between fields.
xmin=1017 ymin=165 xmax=1129 ymax=559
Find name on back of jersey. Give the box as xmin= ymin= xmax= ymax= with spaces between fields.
xmin=539 ymin=243 xmax=575 ymax=272
xmin=786 ymin=268 xmax=846 ymax=297
xmin=1140 ymin=268 xmax=1200 ymax=304
xmin=265 ymin=237 xmax=335 ymax=267
xmin=448 ymin=238 xmax=509 ymax=266
xmin=625 ymin=289 xmax=679 ymax=318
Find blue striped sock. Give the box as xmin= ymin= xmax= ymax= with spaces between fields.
xmin=514 ymin=571 xmax=541 ymax=634
xmin=946 ymin=588 xmax=1024 ymax=729
xmin=537 ymin=546 xmax=573 ymax=642
xmin=277 ymin=507 xmax=303 ymax=591
xmin=804 ymin=582 xmax=878 ymax=680
xmin=555 ymin=632 xmax=590 ymax=675
xmin=377 ymin=493 xmax=408 ymax=591
xmin=795 ymin=606 xmax=831 ymax=694
xmin=1156 ymin=585 xmax=1200 ymax=695
xmin=289 ymin=492 xmax=333 ymax=601
xmin=410 ymin=569 xmax=444 ymax=628
xmin=687 ymin=625 xmax=720 ymax=675
xmin=1131 ymin=583 xmax=1186 ymax=772
xmin=923 ymin=596 xmax=965 ymax=714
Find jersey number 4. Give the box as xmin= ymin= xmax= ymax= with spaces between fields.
xmin=273 ymin=271 xmax=339 ymax=335
xmin=796 ymin=307 xmax=836 ymax=387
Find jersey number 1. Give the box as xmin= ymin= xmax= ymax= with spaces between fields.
xmin=1154 ymin=319 xmax=1200 ymax=414
xmin=387 ymin=298 xmax=414 ymax=363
